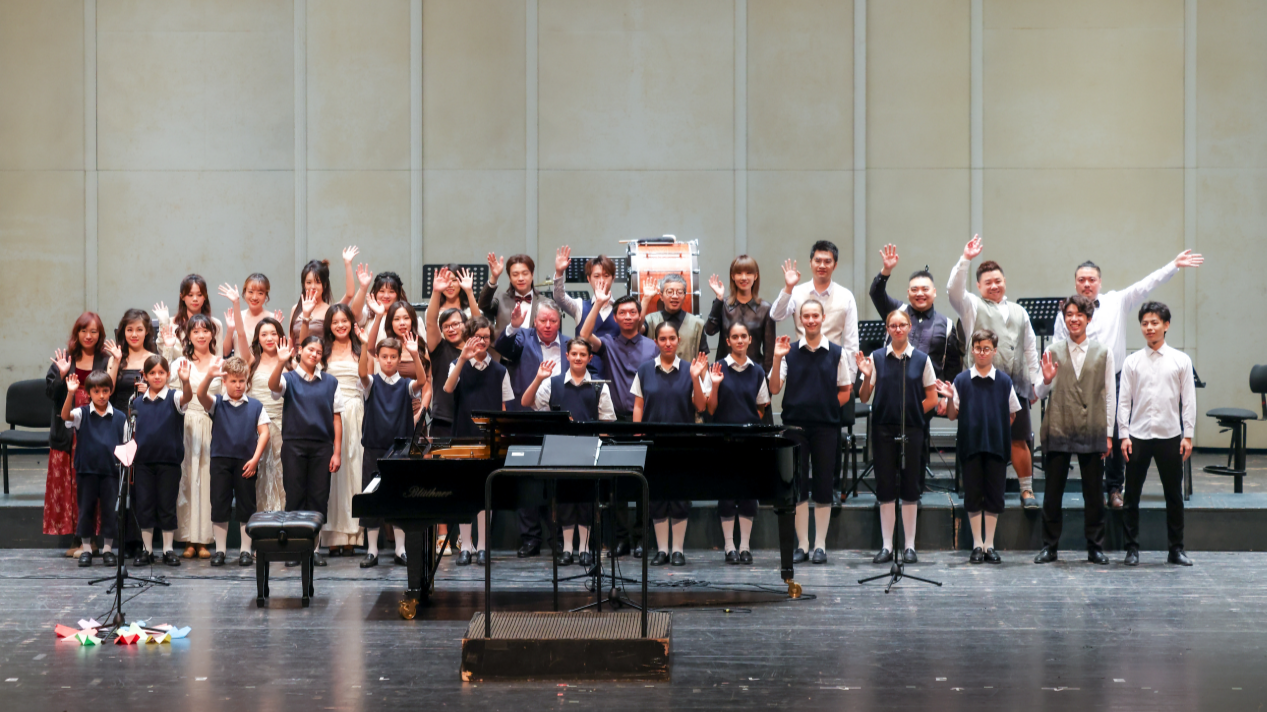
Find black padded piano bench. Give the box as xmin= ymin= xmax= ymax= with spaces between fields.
xmin=245 ymin=511 xmax=324 ymax=608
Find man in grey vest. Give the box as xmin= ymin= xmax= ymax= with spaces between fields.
xmin=948 ymin=236 xmax=1042 ymax=509
xmin=641 ymin=274 xmax=709 ymax=359
xmin=1032 ymin=294 xmax=1115 ymax=565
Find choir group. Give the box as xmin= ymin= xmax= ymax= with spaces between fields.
xmin=42 ymin=235 xmax=1204 ymax=571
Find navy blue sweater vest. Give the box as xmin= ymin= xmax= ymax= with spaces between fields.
xmin=73 ymin=406 xmax=127 ymax=476
xmin=870 ymin=348 xmax=929 ymax=429
xmin=712 ymin=361 xmax=765 ymax=425
xmin=362 ymin=375 xmax=415 ymax=449
xmin=548 ymin=374 xmax=600 ymax=421
xmin=210 ymin=396 xmax=264 ymax=459
xmin=281 ymin=370 xmax=338 ymax=442
xmin=453 ymin=359 xmax=508 ymax=438
xmin=636 ymin=361 xmax=695 ymax=424
xmin=577 ymin=301 xmax=620 ymax=376
xmin=781 ymin=342 xmax=842 ymax=425
xmin=134 ymin=391 xmax=185 ymax=465
xmin=952 ymin=369 xmax=1015 ymax=460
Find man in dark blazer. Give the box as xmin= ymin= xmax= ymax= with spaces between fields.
xmin=479 ymin=252 xmax=545 ymax=335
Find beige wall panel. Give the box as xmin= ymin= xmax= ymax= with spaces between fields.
xmin=864 ymin=169 xmax=970 ymax=318
xmin=1195 ymin=170 xmax=1267 ymax=447
xmin=0 ymin=0 xmax=84 ymax=170
xmin=96 ymin=171 xmax=295 ymax=326
xmin=307 ymin=171 xmax=412 ymax=297
xmin=1197 ymin=0 xmax=1267 ymax=169
xmin=983 ymin=168 xmax=1186 ymax=347
xmin=867 ymin=0 xmax=970 ymax=169
xmin=422 ymin=0 xmax=525 ymax=169
xmin=0 ymin=171 xmax=85 ymax=421
xmin=422 ymin=170 xmax=526 ymax=268
xmin=984 ymin=0 xmax=1183 ymax=168
xmin=307 ymin=0 xmax=410 ymax=170
xmin=539 ymin=0 xmax=734 ymax=170
xmin=97 ymin=0 xmax=293 ymax=170
xmin=747 ymin=0 xmax=852 ymax=171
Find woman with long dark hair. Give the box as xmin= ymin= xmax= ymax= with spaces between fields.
xmin=163 ymin=313 xmax=220 ymax=558
xmin=320 ymin=304 xmax=366 ymax=556
xmin=109 ymin=309 xmax=159 ymax=411
xmin=154 ymin=273 xmax=225 ymax=357
xmin=229 ymin=315 xmax=289 ymax=513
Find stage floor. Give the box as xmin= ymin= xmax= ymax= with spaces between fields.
xmin=2 ymin=548 xmax=1264 ymax=711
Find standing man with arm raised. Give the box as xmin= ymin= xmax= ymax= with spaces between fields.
xmin=947 ymin=235 xmax=1043 ymax=510
xmin=1054 ymin=250 xmax=1204 ymax=510
xmin=770 ymin=241 xmax=860 ymax=370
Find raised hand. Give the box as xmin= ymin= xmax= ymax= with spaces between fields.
xmin=366 ymin=293 xmax=385 ymax=316
xmin=509 ymin=301 xmax=527 ymax=329
xmin=301 ymin=288 xmax=318 ymax=318
xmin=152 ymin=301 xmax=170 ymax=324
xmin=487 ymin=252 xmax=505 ymax=283
xmin=457 ymin=268 xmax=474 ymax=292
xmin=102 ymin=340 xmax=122 ymax=362
xmin=403 ymin=330 xmax=419 ymax=355
xmin=963 ymin=234 xmax=983 ymax=261
xmin=781 ymin=259 xmax=800 ymax=291
xmin=356 ymin=263 xmax=373 ymax=289
xmin=933 ymin=380 xmax=956 ymax=399
xmin=342 ymin=245 xmax=359 ymax=264
xmin=1174 ymin=249 xmax=1205 ymax=269
xmin=708 ymin=274 xmax=725 ymax=301
xmin=177 ymin=359 xmax=191 ymax=384
xmin=223 ymin=308 xmax=236 ymax=332
xmin=159 ymin=324 xmax=177 ymax=348
xmin=555 ymin=245 xmax=571 ymax=276
xmin=641 ymin=281 xmax=659 ymax=305
xmin=855 ymin=351 xmax=874 ymax=378
xmin=773 ymin=335 xmax=791 ymax=358
xmin=275 ymin=337 xmax=294 ymax=362
xmin=204 ymin=357 xmax=224 ymax=379
xmin=709 ymin=361 xmax=725 ymax=384
xmin=353 ymin=323 xmax=368 ymax=343
xmin=65 ymin=372 xmax=80 ymax=393
xmin=537 ymin=359 xmax=556 ymax=380
xmin=218 ymin=283 xmax=241 ymax=305
xmin=1040 ymin=351 xmax=1058 ymax=384
xmin=432 ymin=268 xmax=451 ymax=294
xmin=689 ymin=353 xmax=708 ymax=380
xmin=51 ymin=348 xmax=72 ymax=377
xmin=273 ymin=309 xmax=285 ymax=322
xmin=593 ymin=286 xmax=612 ymax=306
xmin=460 ymin=336 xmax=483 ymax=359
xmin=880 ymin=244 xmax=900 ymax=275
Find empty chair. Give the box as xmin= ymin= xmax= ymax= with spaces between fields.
xmin=1202 ymin=365 xmax=1267 ymax=493
xmin=1 ymin=379 xmax=53 ymax=495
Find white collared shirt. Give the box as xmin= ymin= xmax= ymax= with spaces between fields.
xmin=1035 ymin=338 xmax=1116 ymax=436
xmin=357 ymin=369 xmax=423 ymax=400
xmin=778 ymin=338 xmax=852 ymax=386
xmin=447 ymin=355 xmax=515 ymax=402
xmin=1117 ymin=342 xmax=1196 ymax=440
xmin=206 ymin=393 xmax=271 ymax=425
xmin=629 ymin=357 xmax=713 ymax=398
xmin=1053 ymin=261 xmax=1179 ymax=373
xmin=951 ymin=365 xmax=1023 ymax=413
xmin=270 ymin=366 xmax=346 ymax=413
xmin=143 ymin=387 xmax=188 ymax=414
xmin=532 ymin=370 xmax=617 ymax=421
xmin=769 ymin=280 xmax=859 ymax=379
xmin=718 ymin=355 xmax=771 ymax=405
xmin=65 ymin=402 xmax=116 ymax=430
xmin=863 ymin=342 xmax=937 ymax=388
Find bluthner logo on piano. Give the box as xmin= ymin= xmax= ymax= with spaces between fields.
xmin=403 ymin=486 xmax=454 ymax=498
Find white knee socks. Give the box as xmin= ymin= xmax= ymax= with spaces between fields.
xmin=561 ymin=525 xmax=575 ymax=554
xmin=366 ymin=528 xmax=380 ymax=556
xmin=141 ymin=530 xmax=154 ymax=555
xmin=577 ymin=525 xmax=590 ymax=553
xmin=671 ymin=519 xmax=687 ymax=554
xmin=653 ymin=519 xmax=670 ymax=554
xmin=720 ymin=516 xmax=736 ymax=553
xmin=969 ymin=512 xmax=984 ymax=549
xmin=983 ymin=512 xmax=998 ymax=550
xmin=213 ymin=522 xmax=228 ymax=553
xmin=813 ymin=505 xmax=831 ymax=551
xmin=239 ymin=524 xmax=251 ymax=553
xmin=795 ymin=502 xmax=810 ymax=551
xmin=162 ymin=530 xmax=175 ymax=553
xmin=738 ymin=515 xmax=753 ymax=553
xmin=901 ymin=502 xmax=918 ymax=551
xmin=880 ymin=502 xmax=896 ymax=551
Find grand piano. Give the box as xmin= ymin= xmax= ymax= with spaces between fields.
xmin=353 ymin=411 xmax=802 ymax=618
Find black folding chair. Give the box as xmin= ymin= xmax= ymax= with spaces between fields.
xmin=1 ymin=379 xmax=52 ymax=495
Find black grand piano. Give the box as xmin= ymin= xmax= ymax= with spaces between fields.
xmin=353 ymin=411 xmax=802 ymax=618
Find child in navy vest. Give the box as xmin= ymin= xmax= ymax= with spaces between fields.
xmin=632 ymin=322 xmax=710 ymax=567
xmin=199 ymin=356 xmax=270 ymax=567
xmin=522 ymin=338 xmax=616 ymax=569
xmin=442 ymin=317 xmax=512 ymax=566
xmin=270 ymin=335 xmax=345 ymax=566
xmin=61 ymin=370 xmax=127 ymax=567
xmin=132 ymin=354 xmax=193 ymax=567
xmin=357 ymin=333 xmax=426 ymax=568
xmin=769 ymin=299 xmax=853 ymax=566
xmin=940 ymin=329 xmax=1021 ymax=564
xmin=705 ymin=323 xmax=770 ymax=565
xmin=856 ymin=310 xmax=940 ymax=566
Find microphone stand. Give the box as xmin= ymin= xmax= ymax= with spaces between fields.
xmin=858 ymin=349 xmax=942 ymax=593
xmin=89 ymin=388 xmax=170 ymax=628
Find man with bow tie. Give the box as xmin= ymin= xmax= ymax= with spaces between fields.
xmin=1052 ymin=250 xmax=1204 ymax=510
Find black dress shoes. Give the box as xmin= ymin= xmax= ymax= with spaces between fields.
xmin=1088 ymin=550 xmax=1109 ymax=565
xmin=101 ymin=551 xmax=117 ymax=567
xmin=984 ymin=548 xmax=1001 ymax=564
xmin=872 ymin=548 xmax=893 ymax=564
xmin=162 ymin=551 xmax=181 ymax=566
xmin=1168 ymin=549 xmax=1193 ymax=566
xmin=725 ymin=550 xmax=738 ymax=565
xmin=239 ymin=551 xmax=254 ymax=566
xmin=612 ymin=541 xmax=630 ymax=558
xmin=792 ymin=548 xmax=809 ymax=564
xmin=518 ymin=543 xmax=541 ymax=558
xmin=578 ymin=551 xmax=594 ymax=568
xmin=903 ymin=549 xmax=918 ymax=564
xmin=78 ymin=551 xmax=92 ymax=567
xmin=811 ymin=548 xmax=827 ymax=565
xmin=670 ymin=551 xmax=686 ymax=566
xmin=1124 ymin=548 xmax=1140 ymax=567
xmin=313 ymin=551 xmax=327 ymax=567
xmin=210 ymin=551 xmax=226 ymax=567
xmin=739 ymin=550 xmax=753 ymax=565
xmin=556 ymin=551 xmax=574 ymax=566
xmin=1034 ymin=546 xmax=1058 ymax=564
xmin=969 ymin=547 xmax=985 ymax=564
xmin=393 ymin=552 xmax=407 ymax=566
xmin=328 ymin=546 xmax=342 ymax=557
xmin=476 ymin=550 xmax=488 ymax=566
xmin=650 ymin=551 xmax=670 ymax=566
xmin=360 ymin=553 xmax=379 ymax=568
xmin=455 ymin=550 xmax=472 ymax=566
xmin=133 ymin=551 xmax=153 ymax=567
xmin=633 ymin=545 xmax=644 ymax=559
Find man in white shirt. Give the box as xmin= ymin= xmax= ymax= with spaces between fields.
xmin=947 ymin=235 xmax=1043 ymax=509
xmin=1117 ymin=301 xmax=1197 ymax=567
xmin=770 ymin=240 xmax=860 ymax=379
xmin=1054 ymin=250 xmax=1204 ymax=509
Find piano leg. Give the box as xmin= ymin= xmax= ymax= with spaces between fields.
xmin=401 ymin=526 xmax=429 ymax=618
xmin=774 ymin=506 xmax=802 ymax=599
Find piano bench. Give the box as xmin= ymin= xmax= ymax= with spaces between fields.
xmin=244 ymin=511 xmax=325 ymax=608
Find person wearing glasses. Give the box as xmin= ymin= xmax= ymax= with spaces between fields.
xmin=641 ymin=274 xmax=709 ymax=360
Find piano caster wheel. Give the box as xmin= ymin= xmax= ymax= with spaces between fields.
xmin=399 ymin=598 xmax=418 ymax=620
xmin=609 ymin=589 xmax=623 ymax=609
xmin=785 ymin=579 xmax=802 ymax=599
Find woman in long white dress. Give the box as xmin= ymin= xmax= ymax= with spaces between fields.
xmin=160 ymin=315 xmax=219 ymax=559
xmin=321 ymin=304 xmax=365 ymax=555
xmin=227 ymin=311 xmax=288 ymax=513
